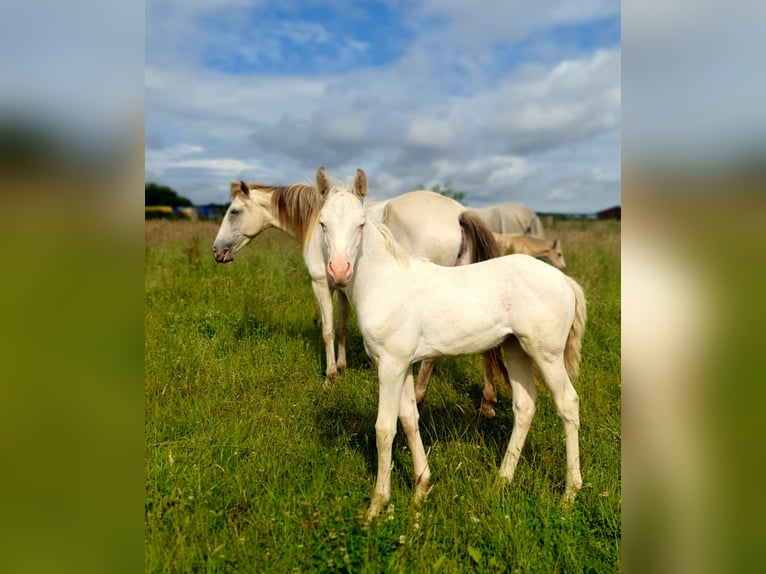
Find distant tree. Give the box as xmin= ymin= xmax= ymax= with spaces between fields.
xmin=414 ymin=181 xmax=467 ymax=204
xmin=145 ymin=182 xmax=193 ymax=206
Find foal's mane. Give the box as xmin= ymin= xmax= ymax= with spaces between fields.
xmin=234 ymin=182 xmax=322 ymax=245
xmin=372 ymin=220 xmax=411 ymax=267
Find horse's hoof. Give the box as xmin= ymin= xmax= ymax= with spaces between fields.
xmin=480 ymin=403 xmax=496 ymax=418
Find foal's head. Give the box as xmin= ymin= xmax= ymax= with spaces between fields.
xmin=315 ymin=166 xmax=367 ymax=287
xmin=546 ymin=239 xmax=567 ymax=271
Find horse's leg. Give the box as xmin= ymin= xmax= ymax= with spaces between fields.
xmin=399 ymin=365 xmax=431 ymax=504
xmin=368 ymin=356 xmax=408 ymax=520
xmin=335 ymin=290 xmax=349 ymax=372
xmin=310 ymin=280 xmax=337 ymax=386
xmin=498 ymin=337 xmax=537 ymax=485
xmin=480 ymin=353 xmax=498 ymax=418
xmin=535 ymin=354 xmax=582 ymax=506
xmin=414 ymin=359 xmax=435 ymax=404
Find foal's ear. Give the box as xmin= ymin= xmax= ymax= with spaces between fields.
xmin=316 ymin=166 xmax=331 ymax=197
xmin=353 ymin=168 xmax=367 ymax=198
xmin=238 ymin=181 xmax=250 ymax=197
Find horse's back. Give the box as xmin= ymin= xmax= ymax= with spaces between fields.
xmin=472 ymin=203 xmax=545 ymax=238
xmin=383 ymin=191 xmax=464 ymax=266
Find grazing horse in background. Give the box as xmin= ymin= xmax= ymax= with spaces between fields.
xmin=212 ymin=179 xmax=504 ymax=415
xmin=470 ymin=202 xmax=545 ymax=238
xmin=312 ymin=167 xmax=587 ymax=519
xmin=493 ymin=232 xmax=567 ymax=271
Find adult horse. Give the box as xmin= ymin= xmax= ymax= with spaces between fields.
xmin=470 ymin=202 xmax=545 ymax=238
xmin=313 ymin=167 xmax=587 ymax=518
xmin=212 ymin=179 xmax=504 ymax=415
xmin=493 ymin=233 xmax=567 ymax=270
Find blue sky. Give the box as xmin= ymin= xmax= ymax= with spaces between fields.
xmin=146 ymin=0 xmax=622 ymax=212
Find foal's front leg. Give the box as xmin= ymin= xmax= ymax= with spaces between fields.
xmin=368 ymin=357 xmax=409 ymax=520
xmin=310 ymin=279 xmax=338 ymax=386
xmin=399 ymin=366 xmax=431 ymax=504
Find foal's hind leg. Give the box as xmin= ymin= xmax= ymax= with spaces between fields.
xmin=535 ymin=354 xmax=582 ymax=505
xmin=498 ymin=338 xmax=537 ymax=484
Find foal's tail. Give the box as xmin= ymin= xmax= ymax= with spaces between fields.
xmin=563 ymin=276 xmax=588 ymax=381
xmin=458 ymin=211 xmax=501 ymax=264
xmin=458 ymin=211 xmax=508 ymax=382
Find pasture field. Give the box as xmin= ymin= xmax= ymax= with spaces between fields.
xmin=145 ymin=218 xmax=621 ymax=572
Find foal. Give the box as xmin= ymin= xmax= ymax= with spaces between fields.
xmin=493 ymin=232 xmax=567 ymax=270
xmin=312 ymin=167 xmax=587 ymax=519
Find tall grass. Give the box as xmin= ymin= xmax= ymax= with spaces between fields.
xmin=145 ymin=219 xmax=621 ymax=572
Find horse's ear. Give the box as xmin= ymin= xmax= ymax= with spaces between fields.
xmin=552 ymin=239 xmax=559 ymax=248
xmin=239 ymin=181 xmax=250 ymax=197
xmin=353 ymin=168 xmax=367 ymax=198
xmin=316 ymin=166 xmax=331 ymax=197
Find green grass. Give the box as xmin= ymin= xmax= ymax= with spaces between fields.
xmin=145 ymin=219 xmax=621 ymax=572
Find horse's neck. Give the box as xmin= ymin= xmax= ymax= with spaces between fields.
xmin=271 ymin=187 xmax=323 ymax=245
xmin=265 ymin=191 xmax=300 ymax=241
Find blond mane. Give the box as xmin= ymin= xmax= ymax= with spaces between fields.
xmin=234 ymin=181 xmax=322 ymax=245
xmin=373 ymin=221 xmax=411 ymax=267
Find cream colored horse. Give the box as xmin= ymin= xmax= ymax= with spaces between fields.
xmin=314 ymin=167 xmax=587 ymax=519
xmin=493 ymin=232 xmax=567 ymax=270
xmin=471 ymin=202 xmax=545 ymax=238
xmin=212 ymin=180 xmax=504 ymax=414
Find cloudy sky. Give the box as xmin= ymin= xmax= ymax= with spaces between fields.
xmin=146 ymin=0 xmax=621 ymax=212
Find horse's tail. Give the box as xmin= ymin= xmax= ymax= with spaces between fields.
xmin=458 ymin=211 xmax=501 ymax=263
xmin=458 ymin=211 xmax=507 ymax=382
xmin=563 ymin=276 xmax=587 ymax=381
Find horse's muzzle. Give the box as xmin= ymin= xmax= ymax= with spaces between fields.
xmin=213 ymin=246 xmax=234 ymax=263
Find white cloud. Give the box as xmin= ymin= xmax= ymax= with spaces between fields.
xmin=145 ymin=3 xmax=622 ymax=211
xmin=145 ymin=143 xmax=268 ymax=179
xmin=417 ymin=0 xmax=619 ymax=45
xmin=406 ymin=117 xmax=456 ymax=150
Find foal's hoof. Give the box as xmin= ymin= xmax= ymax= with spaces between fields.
xmin=413 ymin=481 xmax=432 ymax=505
xmin=561 ymin=486 xmax=581 ymax=509
xmin=480 ymin=402 xmax=497 ymax=418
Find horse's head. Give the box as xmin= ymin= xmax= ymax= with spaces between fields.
xmin=547 ymin=239 xmax=567 ymax=271
xmin=212 ymin=181 xmax=272 ymax=263
xmin=315 ymin=166 xmax=367 ymax=287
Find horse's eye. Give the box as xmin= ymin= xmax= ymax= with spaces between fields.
xmin=230 ymin=209 xmax=240 ymax=216
xmin=319 ymin=221 xmax=327 ymax=231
